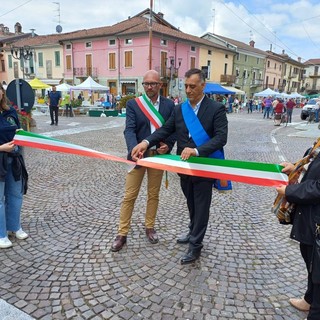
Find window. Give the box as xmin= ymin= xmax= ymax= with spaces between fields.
xmin=54 ymin=51 xmax=60 ymax=67
xmin=279 ymin=65 xmax=282 ymax=71
xmin=190 ymin=57 xmax=195 ymax=69
xmin=236 ymin=53 xmax=240 ymax=61
xmin=274 ymin=63 xmax=277 ymax=69
xmin=66 ymin=44 xmax=71 ymax=50
xmin=236 ymin=68 xmax=240 ymax=77
xmin=66 ymin=55 xmax=72 ymax=70
xmin=257 ymin=58 xmax=260 ymax=64
xmin=225 ymin=54 xmax=228 ymax=59
xmin=267 ymin=60 xmax=270 ymax=68
xmin=191 ymin=46 xmax=196 ymax=52
xmin=124 ymin=51 xmax=132 ymax=68
xmin=109 ymin=39 xmax=116 ymax=46
xmin=85 ymin=42 xmax=92 ymax=48
xmin=38 ymin=52 xmax=43 ymax=67
xmin=0 ymin=59 xmax=5 ymax=72
xmin=8 ymin=55 xmax=12 ymax=68
xmin=244 ymin=55 xmax=248 ymax=62
xmin=160 ymin=39 xmax=167 ymax=46
xmin=109 ymin=52 xmax=116 ymax=69
xmin=125 ymin=38 xmax=132 ymax=45
xmin=208 ymin=50 xmax=212 ymax=55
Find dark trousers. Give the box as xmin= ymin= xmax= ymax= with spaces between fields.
xmin=49 ymin=106 xmax=59 ymax=124
xmin=300 ymin=243 xmax=320 ymax=319
xmin=65 ymin=104 xmax=73 ymax=117
xmin=180 ymin=175 xmax=213 ymax=252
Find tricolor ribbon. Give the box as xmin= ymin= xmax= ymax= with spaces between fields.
xmin=137 ymin=154 xmax=288 ymax=187
xmin=14 ymin=131 xmax=288 ymax=187
xmin=14 ymin=130 xmax=135 ymax=172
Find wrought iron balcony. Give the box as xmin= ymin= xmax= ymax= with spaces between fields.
xmin=220 ymin=74 xmax=236 ymax=84
xmin=74 ymin=67 xmax=98 ymax=78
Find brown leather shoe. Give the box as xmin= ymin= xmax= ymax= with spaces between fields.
xmin=289 ymin=298 xmax=310 ymax=311
xmin=111 ymin=235 xmax=127 ymax=252
xmin=146 ymin=228 xmax=159 ymax=244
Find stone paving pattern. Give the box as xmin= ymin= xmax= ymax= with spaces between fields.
xmin=0 ymin=110 xmax=316 ymax=319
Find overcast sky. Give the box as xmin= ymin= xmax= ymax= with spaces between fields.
xmin=2 ymin=0 xmax=320 ymax=62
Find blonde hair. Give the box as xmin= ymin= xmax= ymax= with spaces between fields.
xmin=0 ymin=83 xmax=10 ymax=111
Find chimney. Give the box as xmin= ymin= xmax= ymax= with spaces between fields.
xmin=157 ymin=12 xmax=164 ymax=19
xmin=282 ymin=49 xmax=285 ymax=54
xmin=298 ymin=57 xmax=301 ymax=62
xmin=14 ymin=22 xmax=22 ymax=34
xmin=249 ymin=40 xmax=255 ymax=47
xmin=30 ymin=28 xmax=35 ymax=37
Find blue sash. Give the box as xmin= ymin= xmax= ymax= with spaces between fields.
xmin=181 ymin=100 xmax=232 ymax=191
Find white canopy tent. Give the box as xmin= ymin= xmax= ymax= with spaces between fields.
xmin=56 ymin=83 xmax=72 ymax=91
xmin=71 ymin=76 xmax=109 ymax=91
xmin=254 ymin=88 xmax=279 ymax=97
xmin=222 ymin=86 xmax=245 ymax=95
xmin=289 ymin=92 xmax=304 ymax=98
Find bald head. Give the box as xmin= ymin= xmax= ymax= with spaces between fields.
xmin=143 ymin=70 xmax=160 ymax=82
xmin=142 ymin=70 xmax=162 ymax=102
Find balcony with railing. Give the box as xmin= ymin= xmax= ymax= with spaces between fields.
xmin=220 ymin=74 xmax=236 ymax=85
xmin=74 ymin=67 xmax=98 ymax=78
xmin=250 ymin=79 xmax=263 ymax=88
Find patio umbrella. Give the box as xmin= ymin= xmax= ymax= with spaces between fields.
xmin=28 ymin=78 xmax=50 ymax=89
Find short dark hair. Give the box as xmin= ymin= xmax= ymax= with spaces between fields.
xmin=185 ymin=68 xmax=206 ymax=82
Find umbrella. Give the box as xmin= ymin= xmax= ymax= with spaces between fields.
xmin=28 ymin=78 xmax=50 ymax=89
xmin=204 ymin=83 xmax=235 ymax=94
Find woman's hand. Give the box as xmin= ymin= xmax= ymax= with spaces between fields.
xmin=0 ymin=141 xmax=16 ymax=152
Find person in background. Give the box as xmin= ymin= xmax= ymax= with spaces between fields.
xmin=111 ymin=70 xmax=176 ymax=252
xmin=48 ymin=85 xmax=62 ymax=125
xmin=263 ymin=96 xmax=272 ymax=119
xmin=285 ymin=98 xmax=296 ymax=123
xmin=64 ymin=93 xmax=72 ymax=117
xmin=131 ymin=68 xmax=228 ymax=265
xmin=0 ymin=83 xmax=29 ymax=249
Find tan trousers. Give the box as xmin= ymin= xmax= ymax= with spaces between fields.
xmin=118 ymin=166 xmax=163 ymax=235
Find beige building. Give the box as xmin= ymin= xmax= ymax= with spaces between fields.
xmin=264 ymin=51 xmax=285 ymax=91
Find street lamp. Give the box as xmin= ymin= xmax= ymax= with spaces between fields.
xmin=10 ymin=46 xmax=33 ymax=79
xmin=167 ymin=56 xmax=182 ymax=97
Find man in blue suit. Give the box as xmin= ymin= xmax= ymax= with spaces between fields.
xmin=111 ymin=70 xmax=176 ymax=252
xmin=131 ymin=68 xmax=228 ymax=264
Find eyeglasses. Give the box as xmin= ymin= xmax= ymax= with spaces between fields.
xmin=142 ymin=82 xmax=160 ymax=88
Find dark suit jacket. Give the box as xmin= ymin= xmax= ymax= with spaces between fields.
xmin=146 ymin=95 xmax=228 ymax=157
xmin=124 ymin=96 xmax=176 ymax=161
xmin=286 ymin=153 xmax=320 ymax=245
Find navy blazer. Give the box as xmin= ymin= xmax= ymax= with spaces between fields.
xmin=124 ymin=96 xmax=176 ymax=161
xmin=146 ymin=95 xmax=228 ymax=157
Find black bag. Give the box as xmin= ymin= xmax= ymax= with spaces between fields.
xmin=311 ymin=225 xmax=320 ymax=284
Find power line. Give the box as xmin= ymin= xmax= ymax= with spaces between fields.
xmin=0 ymin=1 xmax=33 ymax=18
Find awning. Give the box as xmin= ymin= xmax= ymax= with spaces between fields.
xmin=121 ymin=80 xmax=136 ymax=84
xmin=222 ymin=86 xmax=245 ymax=95
xmin=40 ymin=79 xmax=61 ymax=86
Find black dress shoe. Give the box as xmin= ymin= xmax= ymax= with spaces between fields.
xmin=177 ymin=234 xmax=190 ymax=244
xmin=146 ymin=228 xmax=159 ymax=244
xmin=50 ymin=123 xmax=54 ymax=125
xmin=111 ymin=235 xmax=127 ymax=252
xmin=180 ymin=250 xmax=201 ymax=265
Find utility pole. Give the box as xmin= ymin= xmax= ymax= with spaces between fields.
xmin=148 ymin=0 xmax=153 ymax=69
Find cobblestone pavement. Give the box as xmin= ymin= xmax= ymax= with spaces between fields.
xmin=0 ymin=109 xmax=318 ymax=320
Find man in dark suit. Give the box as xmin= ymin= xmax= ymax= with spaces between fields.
xmin=111 ymin=70 xmax=176 ymax=252
xmin=132 ymin=68 xmax=228 ymax=264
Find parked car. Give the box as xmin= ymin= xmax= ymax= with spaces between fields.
xmin=300 ymin=99 xmax=319 ymax=120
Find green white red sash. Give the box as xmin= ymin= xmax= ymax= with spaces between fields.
xmin=135 ymin=94 xmax=165 ymax=129
xmin=13 ymin=131 xmax=288 ymax=187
